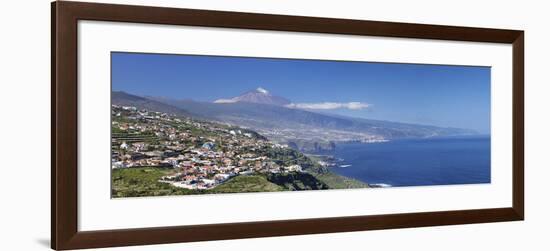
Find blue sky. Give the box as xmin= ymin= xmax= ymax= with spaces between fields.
xmin=112 ymin=52 xmax=491 ymax=133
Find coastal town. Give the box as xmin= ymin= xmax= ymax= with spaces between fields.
xmin=111 ymin=105 xmax=310 ymax=190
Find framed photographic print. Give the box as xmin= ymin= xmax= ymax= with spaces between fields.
xmin=52 ymin=1 xmax=524 ymax=250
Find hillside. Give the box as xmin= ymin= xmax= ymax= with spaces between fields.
xmin=112 ymin=91 xmax=193 ymax=118
xmin=110 ymin=104 xmax=368 ymax=198
xmin=146 ymin=94 xmax=476 ymax=139
xmin=112 ymin=91 xmax=477 ymax=154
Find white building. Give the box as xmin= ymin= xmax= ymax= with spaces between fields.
xmin=285 ymin=165 xmax=303 ymax=172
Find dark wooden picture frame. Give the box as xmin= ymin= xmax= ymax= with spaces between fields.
xmin=52 ymin=1 xmax=524 ymax=250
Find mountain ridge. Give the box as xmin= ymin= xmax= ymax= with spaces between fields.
xmin=113 ymin=91 xmax=477 ymax=147
xmin=112 ymin=91 xmax=194 ymax=118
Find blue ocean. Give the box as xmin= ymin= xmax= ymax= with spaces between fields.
xmin=331 ymin=136 xmax=491 ymax=187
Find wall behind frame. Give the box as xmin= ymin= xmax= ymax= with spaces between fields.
xmin=0 ymin=0 xmax=547 ymax=250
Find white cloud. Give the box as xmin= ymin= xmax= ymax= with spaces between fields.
xmin=256 ymin=87 xmax=269 ymax=94
xmin=285 ymin=102 xmax=370 ymax=110
xmin=213 ymin=98 xmax=237 ymax=103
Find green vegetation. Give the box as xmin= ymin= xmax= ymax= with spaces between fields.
xmin=112 ymin=167 xmax=199 ymax=197
xmin=267 ymin=172 xmax=329 ymax=190
xmin=312 ymin=172 xmax=369 ymax=189
xmin=111 ymin=167 xmax=356 ymax=198
xmin=212 ymin=175 xmax=284 ymax=193
xmin=112 ymin=132 xmax=157 ymax=144
xmin=263 ymin=147 xmax=323 ymax=171
xmin=286 ymin=139 xmax=336 ymax=153
xmin=260 ymin=146 xmax=368 ymax=189
xmin=111 ymin=105 xmax=369 ymax=198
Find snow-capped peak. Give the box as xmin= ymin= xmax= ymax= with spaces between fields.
xmin=213 ymin=87 xmax=290 ymax=106
xmin=256 ymin=87 xmax=269 ymax=94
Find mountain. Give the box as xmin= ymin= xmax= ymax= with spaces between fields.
xmin=112 ymin=91 xmax=193 ymax=118
xmin=146 ymin=93 xmax=476 ymax=143
xmin=214 ymin=87 xmax=291 ymax=106
xmin=113 ymin=90 xmax=477 ymax=152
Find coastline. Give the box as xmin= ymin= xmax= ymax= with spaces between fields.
xmin=304 ymin=153 xmax=371 ymax=189
xmin=110 ymin=104 xmax=487 ymax=197
xmin=328 ymin=136 xmax=491 ymax=187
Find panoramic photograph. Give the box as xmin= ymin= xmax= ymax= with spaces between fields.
xmin=110 ymin=52 xmax=491 ymax=198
